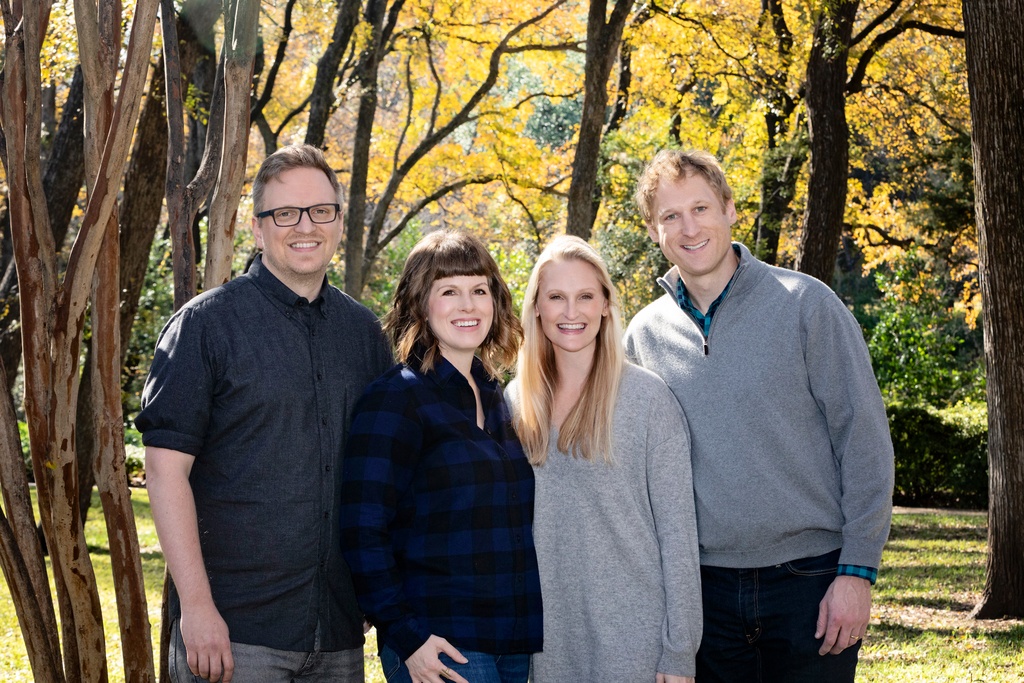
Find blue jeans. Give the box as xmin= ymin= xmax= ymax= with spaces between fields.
xmin=696 ymin=548 xmax=860 ymax=683
xmin=379 ymin=644 xmax=529 ymax=683
xmin=169 ymin=620 xmax=363 ymax=682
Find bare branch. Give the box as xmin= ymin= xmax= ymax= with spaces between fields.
xmin=851 ymin=0 xmax=903 ymax=47
xmin=370 ymin=175 xmax=500 ymax=266
xmin=250 ymin=0 xmax=297 ymax=121
xmin=869 ymin=82 xmax=969 ymax=138
xmin=395 ymin=55 xmax=414 ymax=176
xmin=848 ymin=20 xmax=964 ymax=95
xmin=424 ymin=30 xmax=443 ymax=137
xmin=366 ymin=0 xmax=571 ymax=250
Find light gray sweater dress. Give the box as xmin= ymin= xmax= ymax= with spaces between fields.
xmin=507 ymin=363 xmax=702 ymax=681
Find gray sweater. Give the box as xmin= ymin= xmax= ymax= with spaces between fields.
xmin=624 ymin=242 xmax=894 ymax=570
xmin=507 ymin=364 xmax=702 ymax=680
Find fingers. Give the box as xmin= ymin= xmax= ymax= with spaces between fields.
xmin=190 ymin=650 xmax=234 ymax=682
xmin=817 ymin=575 xmax=872 ymax=655
xmin=439 ymin=664 xmax=470 ymax=683
xmin=439 ymin=642 xmax=469 ymax=665
xmin=406 ymin=635 xmax=470 ymax=683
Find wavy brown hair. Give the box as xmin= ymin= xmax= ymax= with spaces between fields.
xmin=384 ymin=230 xmax=522 ymax=378
xmin=511 ymin=235 xmax=624 ymax=465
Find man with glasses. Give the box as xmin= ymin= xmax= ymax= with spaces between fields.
xmin=138 ymin=144 xmax=393 ymax=682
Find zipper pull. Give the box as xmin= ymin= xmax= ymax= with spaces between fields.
xmin=703 ymin=338 xmax=709 ymax=356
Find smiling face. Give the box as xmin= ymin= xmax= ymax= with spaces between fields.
xmin=536 ymin=258 xmax=609 ymax=361
xmin=426 ymin=275 xmax=495 ymax=369
xmin=648 ymin=172 xmax=738 ymax=301
xmin=252 ymin=166 xmax=343 ymax=300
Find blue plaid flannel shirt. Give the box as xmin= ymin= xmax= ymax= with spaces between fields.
xmin=340 ymin=356 xmax=543 ymax=660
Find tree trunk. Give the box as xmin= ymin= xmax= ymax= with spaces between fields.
xmin=754 ymin=0 xmax=804 ymax=266
xmin=758 ymin=131 xmax=806 ymax=265
xmin=78 ymin=55 xmax=171 ymax=522
xmin=0 ymin=65 xmax=86 ymax=393
xmin=93 ymin=216 xmax=157 ymax=682
xmin=962 ymin=0 xmax=1024 ymax=620
xmin=305 ymin=0 xmax=362 ymax=149
xmin=345 ymin=0 xmax=393 ymax=296
xmin=565 ymin=0 xmax=633 ymax=241
xmin=795 ymin=0 xmax=859 ymax=285
xmin=1 ymin=0 xmax=160 ymax=678
xmin=204 ymin=0 xmax=259 ymax=289
xmin=0 ymin=361 xmax=63 ymax=682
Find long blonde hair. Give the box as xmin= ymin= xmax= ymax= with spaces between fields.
xmin=513 ymin=235 xmax=624 ymax=465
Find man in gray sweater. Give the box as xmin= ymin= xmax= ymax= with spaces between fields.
xmin=623 ymin=149 xmax=894 ymax=682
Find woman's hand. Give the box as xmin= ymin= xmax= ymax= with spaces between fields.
xmin=405 ymin=635 xmax=470 ymax=683
xmin=656 ymin=674 xmax=695 ymax=683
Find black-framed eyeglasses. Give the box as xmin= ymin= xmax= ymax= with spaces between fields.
xmin=255 ymin=203 xmax=340 ymax=227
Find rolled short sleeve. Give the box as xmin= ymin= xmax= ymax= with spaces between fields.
xmin=135 ymin=307 xmax=215 ymax=456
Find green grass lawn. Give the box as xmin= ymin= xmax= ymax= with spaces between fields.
xmin=1 ymin=498 xmax=1021 ymax=681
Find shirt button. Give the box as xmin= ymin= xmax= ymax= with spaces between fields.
xmin=317 ymin=372 xmax=323 ymax=380
xmin=325 ymin=464 xmax=331 ymax=472
xmin=323 ymin=511 xmax=329 ymax=519
xmin=322 ymin=417 xmax=327 ymax=426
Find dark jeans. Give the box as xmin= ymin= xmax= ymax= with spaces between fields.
xmin=696 ymin=548 xmax=860 ymax=683
xmin=379 ymin=644 xmax=529 ymax=683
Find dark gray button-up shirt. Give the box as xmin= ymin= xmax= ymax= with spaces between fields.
xmin=136 ymin=255 xmax=393 ymax=651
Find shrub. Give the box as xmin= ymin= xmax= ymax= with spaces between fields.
xmin=887 ymin=400 xmax=988 ymax=509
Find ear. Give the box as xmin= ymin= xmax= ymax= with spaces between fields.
xmin=646 ymin=221 xmax=659 ymax=243
xmin=725 ymin=198 xmax=738 ymax=226
xmin=252 ymin=217 xmax=265 ymax=250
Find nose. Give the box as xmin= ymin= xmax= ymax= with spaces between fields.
xmin=565 ymin=299 xmax=579 ymax=319
xmin=678 ymin=213 xmax=699 ymax=236
xmin=294 ymin=211 xmax=316 ymax=232
xmin=457 ymin=292 xmax=474 ymax=311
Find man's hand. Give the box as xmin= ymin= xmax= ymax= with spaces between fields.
xmin=180 ymin=602 xmax=234 ymax=682
xmin=816 ymin=575 xmax=871 ymax=655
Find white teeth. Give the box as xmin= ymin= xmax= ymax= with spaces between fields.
xmin=454 ymin=321 xmax=479 ymax=328
xmin=683 ymin=240 xmax=709 ymax=251
xmin=559 ymin=323 xmax=585 ymax=330
xmin=291 ymin=242 xmax=319 ymax=249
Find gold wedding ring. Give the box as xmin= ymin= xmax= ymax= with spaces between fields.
xmin=441 ymin=667 xmax=454 ymax=680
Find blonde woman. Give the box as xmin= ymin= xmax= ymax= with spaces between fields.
xmin=506 ymin=235 xmax=701 ymax=683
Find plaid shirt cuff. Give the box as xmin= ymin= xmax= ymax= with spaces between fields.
xmin=837 ymin=564 xmax=878 ymax=584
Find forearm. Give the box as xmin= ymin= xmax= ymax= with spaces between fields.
xmin=146 ymin=447 xmax=214 ymax=611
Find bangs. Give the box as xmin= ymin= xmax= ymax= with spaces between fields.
xmin=424 ymin=235 xmax=493 ymax=281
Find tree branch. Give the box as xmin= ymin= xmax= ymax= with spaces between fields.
xmin=365 ymin=0 xmax=571 ymax=254
xmin=250 ymin=0 xmax=297 ymax=121
xmin=848 ymin=21 xmax=964 ymax=95
xmin=851 ymin=0 xmax=903 ymax=47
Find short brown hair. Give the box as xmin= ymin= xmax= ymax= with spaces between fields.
xmin=634 ymin=149 xmax=733 ymax=225
xmin=251 ymin=144 xmax=342 ymax=214
xmin=384 ymin=230 xmax=522 ymax=378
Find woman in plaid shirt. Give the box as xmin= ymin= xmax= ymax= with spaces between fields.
xmin=341 ymin=231 xmax=542 ymax=683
